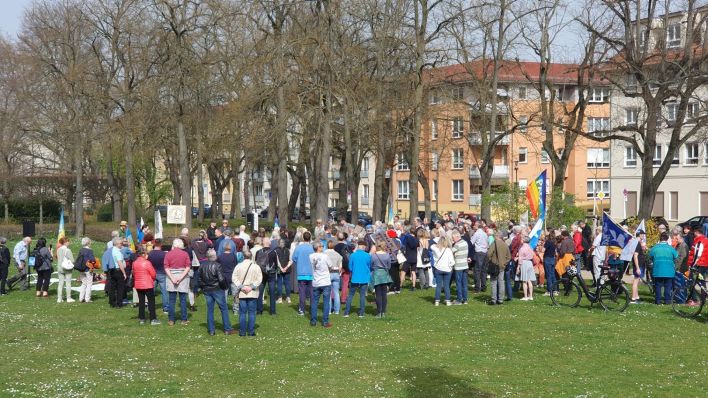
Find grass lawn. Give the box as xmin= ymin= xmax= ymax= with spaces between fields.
xmin=0 ymin=238 xmax=706 ymax=397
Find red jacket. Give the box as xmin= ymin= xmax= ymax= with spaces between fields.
xmin=688 ymin=234 xmax=708 ymax=267
xmin=573 ymin=231 xmax=583 ymax=254
xmin=132 ymin=257 xmax=157 ymax=290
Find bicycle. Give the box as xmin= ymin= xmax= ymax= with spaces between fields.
xmin=551 ymin=262 xmax=630 ymax=312
xmin=672 ymin=266 xmax=707 ymax=318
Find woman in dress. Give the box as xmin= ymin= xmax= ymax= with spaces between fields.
xmin=515 ymin=236 xmax=536 ymax=301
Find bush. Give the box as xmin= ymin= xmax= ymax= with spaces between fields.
xmin=0 ymin=198 xmax=62 ymax=222
xmin=96 ymin=203 xmax=114 ymax=222
xmin=546 ymin=191 xmax=586 ymax=229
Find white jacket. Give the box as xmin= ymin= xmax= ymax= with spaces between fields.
xmin=430 ymin=245 xmax=454 ymax=273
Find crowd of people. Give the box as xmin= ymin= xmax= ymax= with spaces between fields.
xmin=0 ymin=212 xmax=706 ymax=336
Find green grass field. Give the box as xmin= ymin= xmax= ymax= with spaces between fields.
xmin=0 ymin=238 xmax=706 ymax=397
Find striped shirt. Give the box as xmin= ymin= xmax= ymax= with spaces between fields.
xmin=452 ymin=239 xmax=469 ymax=271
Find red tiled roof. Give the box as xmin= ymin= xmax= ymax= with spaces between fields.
xmin=424 ymin=60 xmax=607 ymax=86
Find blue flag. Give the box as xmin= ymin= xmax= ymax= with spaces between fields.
xmin=529 ymin=218 xmax=543 ymax=250
xmin=601 ymin=212 xmax=632 ymax=248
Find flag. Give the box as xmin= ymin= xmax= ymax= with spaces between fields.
xmin=154 ymin=210 xmax=163 ymax=239
xmin=520 ymin=211 xmax=529 ymax=226
xmin=125 ymin=226 xmax=136 ymax=252
xmin=636 ymin=219 xmax=646 ymax=234
xmin=137 ymin=217 xmax=145 ymax=243
xmin=387 ymin=195 xmax=394 ymax=225
xmin=601 ymin=212 xmax=632 ymax=248
xmin=526 ymin=170 xmax=547 ymax=219
xmin=529 ymin=218 xmax=543 ymax=250
xmin=56 ymin=207 xmax=65 ymax=248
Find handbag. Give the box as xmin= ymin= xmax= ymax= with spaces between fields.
xmin=396 ymin=251 xmax=406 ymax=265
xmin=487 ymin=242 xmax=501 ymax=278
xmin=60 ymin=256 xmax=74 ymax=271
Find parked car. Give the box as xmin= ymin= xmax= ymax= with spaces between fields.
xmin=191 ymin=205 xmax=212 ymax=218
xmin=417 ymin=211 xmax=442 ymax=223
xmin=677 ymin=216 xmax=708 ymax=230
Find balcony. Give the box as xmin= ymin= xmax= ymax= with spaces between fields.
xmin=469 ymin=194 xmax=482 ymax=206
xmin=469 ymin=165 xmax=510 ymax=180
xmin=468 ymin=131 xmax=510 ymax=145
xmin=361 ymin=196 xmax=369 ymax=206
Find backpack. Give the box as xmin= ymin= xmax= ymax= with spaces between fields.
xmin=420 ymin=248 xmax=431 ymax=265
xmin=31 ymin=249 xmax=51 ymax=272
xmin=256 ymin=248 xmax=275 ymax=275
xmin=338 ymin=245 xmax=352 ymax=272
xmin=74 ymin=252 xmax=89 ymax=272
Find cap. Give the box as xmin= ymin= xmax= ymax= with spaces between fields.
xmin=120 ymin=221 xmax=128 ymax=227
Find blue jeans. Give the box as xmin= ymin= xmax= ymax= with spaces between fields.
xmin=205 ymin=289 xmax=232 ymax=333
xmin=238 ymin=298 xmax=257 ymax=336
xmin=345 ymin=283 xmax=367 ymax=316
xmin=276 ymin=272 xmax=291 ymax=298
xmin=454 ymin=269 xmax=468 ymax=302
xmin=168 ymin=291 xmax=188 ymax=322
xmin=311 ymin=285 xmax=332 ymax=325
xmin=434 ymin=270 xmax=452 ymax=302
xmin=653 ymin=277 xmax=673 ymax=304
xmin=504 ymin=262 xmax=516 ymax=300
xmin=257 ymin=274 xmax=277 ymax=314
xmin=330 ymin=273 xmax=341 ymax=313
xmin=155 ymin=272 xmax=168 ymax=311
xmin=543 ymin=257 xmax=557 ymax=293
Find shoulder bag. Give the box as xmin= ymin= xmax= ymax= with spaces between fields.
xmin=487 ymin=242 xmax=501 ymax=278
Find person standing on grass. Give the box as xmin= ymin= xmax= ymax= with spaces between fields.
xmin=324 ymin=240 xmax=342 ymax=315
xmin=217 ymin=243 xmax=238 ymax=302
xmin=56 ymin=237 xmax=75 ymax=303
xmin=430 ymin=233 xmax=454 ymax=306
xmin=671 ymin=227 xmax=688 ymax=273
xmin=687 ymin=226 xmax=708 ymax=306
xmin=649 ymin=233 xmax=678 ymax=305
xmin=344 ymin=240 xmax=371 ymax=318
xmin=451 ymin=230 xmax=469 ymax=305
xmin=589 ymin=228 xmax=606 ymax=287
xmin=164 ymin=239 xmax=191 ymax=325
xmin=488 ymin=231 xmax=511 ymax=305
xmin=292 ymin=231 xmax=315 ymax=316
xmin=0 ymin=238 xmax=10 ymax=295
xmin=470 ymin=221 xmax=489 ymax=293
xmin=7 ymin=237 xmax=31 ymax=291
xmin=629 ymin=231 xmax=646 ymax=304
xmin=233 ymin=250 xmax=262 ymax=337
xmin=416 ymin=229 xmax=432 ymax=290
xmin=515 ymin=236 xmax=536 ymax=301
xmin=74 ymin=237 xmax=96 ymax=303
xmin=309 ymin=242 xmax=333 ymax=327
xmin=274 ymin=239 xmax=292 ymax=305
xmin=200 ymin=249 xmax=234 ymax=335
xmin=103 ymin=237 xmax=126 ymax=307
xmin=148 ymin=240 xmax=168 ymax=313
xmin=334 ymin=232 xmax=352 ymax=305
xmin=400 ymin=226 xmax=418 ymax=292
xmin=371 ymin=241 xmax=393 ymax=318
xmin=34 ymin=238 xmax=53 ymax=298
xmin=133 ymin=248 xmax=159 ymax=325
xmin=542 ymin=231 xmax=558 ymax=296
xmin=256 ymin=237 xmax=277 ymax=316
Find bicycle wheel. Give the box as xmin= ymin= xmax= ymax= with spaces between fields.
xmin=672 ymin=281 xmax=705 ymax=318
xmin=643 ymin=273 xmax=654 ymax=295
xmin=599 ymin=282 xmax=630 ymax=312
xmin=550 ymin=278 xmax=582 ymax=308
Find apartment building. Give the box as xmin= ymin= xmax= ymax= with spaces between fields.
xmin=608 ymin=7 xmax=708 ymax=222
xmin=391 ymin=60 xmax=611 ymax=217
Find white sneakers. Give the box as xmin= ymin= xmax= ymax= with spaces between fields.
xmin=520 ymin=297 xmax=534 ymax=301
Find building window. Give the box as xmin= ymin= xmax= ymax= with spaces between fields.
xmin=519 ymin=147 xmax=528 ymax=163
xmin=625 ymin=146 xmax=637 ymax=167
xmin=452 ymin=148 xmax=464 ymax=170
xmin=431 ymin=152 xmax=439 ymax=171
xmin=518 ymin=179 xmax=528 ymax=192
xmin=588 ymin=117 xmax=610 ymax=137
xmin=555 ymin=87 xmax=564 ymax=101
xmin=519 ymin=116 xmax=528 ymax=132
xmin=587 ymin=179 xmax=610 ymax=199
xmin=431 ymin=119 xmax=438 ymax=139
xmin=672 ymin=150 xmax=679 ymax=166
xmin=396 ymin=153 xmax=409 ymax=171
xmin=518 ymin=85 xmax=527 ymax=99
xmin=451 ymin=86 xmax=464 ymax=101
xmin=397 ymin=180 xmax=410 ymax=200
xmin=452 ymin=180 xmax=464 ymax=201
xmin=653 ymin=145 xmax=662 ymax=166
xmin=589 ymin=87 xmax=610 ymax=103
xmin=666 ymin=103 xmax=679 ymax=124
xmin=452 ymin=117 xmax=464 ymax=138
xmin=639 ymin=29 xmax=649 ymax=47
xmin=541 ymin=149 xmax=550 ymax=164
xmin=686 ymin=143 xmax=699 ymax=165
xmin=687 ymin=102 xmax=700 ymax=121
xmin=362 ymin=157 xmax=369 ymax=173
xmin=704 ymin=143 xmax=708 ymax=165
xmin=429 ymin=90 xmax=440 ymax=105
xmin=667 ymin=23 xmax=681 ymax=48
xmin=432 ymin=179 xmax=438 ymax=201
xmin=363 ymin=184 xmax=369 ymax=198
xmin=626 ymin=108 xmax=638 ymax=125
xmin=587 ymin=148 xmax=610 ymax=168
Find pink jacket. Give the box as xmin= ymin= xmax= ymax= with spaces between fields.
xmin=132 ymin=257 xmax=156 ymax=290
xmin=517 ymin=243 xmax=535 ymax=262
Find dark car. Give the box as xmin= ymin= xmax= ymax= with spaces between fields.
xmin=677 ymin=216 xmax=708 ymax=230
xmin=417 ymin=211 xmax=442 ymax=222
xmin=191 ymin=205 xmax=212 ymax=218
xmin=348 ymin=211 xmax=372 ymax=225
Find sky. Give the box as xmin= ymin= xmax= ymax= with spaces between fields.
xmin=0 ymin=0 xmax=32 ymax=39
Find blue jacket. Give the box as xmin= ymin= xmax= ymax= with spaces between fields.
xmin=649 ymin=242 xmax=678 ymax=278
xmin=292 ymin=243 xmax=314 ymax=280
xmin=349 ymin=249 xmax=372 ymax=284
xmin=101 ymin=248 xmax=116 ymax=272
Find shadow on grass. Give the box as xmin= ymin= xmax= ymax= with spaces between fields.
xmin=393 ymin=367 xmax=494 ymax=398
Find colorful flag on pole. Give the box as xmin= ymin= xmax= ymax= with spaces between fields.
xmin=137 ymin=217 xmax=145 ymax=243
xmin=125 ymin=226 xmax=136 ymax=252
xmin=154 ymin=210 xmax=163 ymax=239
xmin=526 ymin=170 xmax=547 ymax=219
xmin=601 ymin=212 xmax=632 ymax=248
xmin=387 ymin=195 xmax=394 ymax=225
xmin=56 ymin=207 xmax=65 ymax=248
xmin=529 ymin=218 xmax=544 ymax=250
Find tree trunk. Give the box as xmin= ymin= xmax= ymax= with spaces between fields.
xmin=178 ymin=121 xmax=191 ymax=227
xmin=243 ymin=168 xmax=251 ymax=216
xmin=418 ymin=168 xmax=431 ymax=221
xmin=287 ymin=166 xmax=301 ymax=222
xmin=373 ymin=123 xmax=386 ymax=222
xmin=337 ymin=159 xmax=348 ymax=219
xmin=409 ymin=1 xmax=427 ymax=223
xmin=232 ymin=172 xmax=241 ymax=221
xmin=316 ymin=88 xmax=333 ymax=223
xmin=125 ymin=136 xmax=136 ymax=234
xmin=268 ymin=166 xmax=278 ymax=222
xmin=74 ymin=145 xmax=84 ymax=238
xmin=196 ymin=150 xmax=205 ymax=224
xmin=106 ymin=144 xmax=122 ymax=222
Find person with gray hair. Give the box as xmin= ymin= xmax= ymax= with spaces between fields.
xmin=199 ymin=248 xmax=234 ymax=335
xmin=7 ymin=237 xmax=31 ymax=291
xmin=164 ymin=238 xmax=192 ymax=325
xmin=0 ymin=237 xmax=10 ymax=295
xmin=487 ymin=231 xmax=511 ymax=305
xmin=75 ymin=237 xmax=96 ymax=303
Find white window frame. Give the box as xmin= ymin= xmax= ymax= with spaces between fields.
xmin=396 ymin=153 xmax=410 ymax=171
xmin=625 ymin=146 xmax=637 ymax=167
xmin=653 ymin=145 xmax=662 ymax=167
xmin=687 ymin=102 xmax=700 ymax=121
xmin=397 ymin=180 xmax=410 ymax=200
xmin=431 ymin=152 xmax=439 ymax=171
xmin=541 ymin=149 xmax=550 ymax=164
xmin=362 ymin=157 xmax=369 ymax=173
xmin=518 ymin=147 xmax=528 ymax=164
xmin=639 ymin=29 xmax=649 ymax=47
xmin=431 ymin=119 xmax=438 ymax=139
xmin=429 ymin=90 xmax=440 ymax=105
xmin=432 ymin=179 xmax=438 ymax=201
xmin=452 ymin=116 xmax=464 ymax=138
xmin=363 ymin=184 xmax=370 ymax=198
xmin=519 ymin=116 xmax=528 ymax=133
xmin=667 ymin=23 xmax=681 ymax=48
xmin=686 ymin=143 xmax=699 ymax=165
xmin=452 ymin=180 xmax=464 ymax=201
xmin=587 ymin=148 xmax=610 ymax=168
xmin=587 ymin=179 xmax=610 ymax=199
xmin=451 ymin=148 xmax=464 ymax=170
xmin=589 ymin=87 xmax=609 ymax=103
xmin=518 ymin=179 xmax=528 ymax=192
xmin=451 ymin=86 xmax=464 ymax=101
xmin=626 ymin=108 xmax=638 ymax=126
xmin=588 ymin=117 xmax=610 ymax=137
xmin=666 ymin=103 xmax=679 ymax=124
xmin=518 ymin=85 xmax=527 ymax=100
xmin=704 ymin=143 xmax=708 ymax=165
